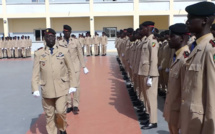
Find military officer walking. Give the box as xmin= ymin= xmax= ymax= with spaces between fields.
xmin=58 ymin=25 xmax=89 ymax=114
xmin=31 ymin=28 xmax=77 ymax=134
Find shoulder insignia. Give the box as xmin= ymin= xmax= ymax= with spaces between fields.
xmin=183 ymin=51 xmax=190 ymax=58
xmin=56 ymin=52 xmax=64 ymax=57
xmin=152 ymin=42 xmax=156 ymax=47
xmin=36 ymin=47 xmax=43 ymax=51
xmin=209 ymin=40 xmax=215 ymax=47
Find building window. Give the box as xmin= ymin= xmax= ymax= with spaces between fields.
xmin=103 ymin=27 xmax=117 ymax=38
xmin=32 ymin=0 xmax=45 ymax=2
xmin=34 ymin=29 xmax=45 ymax=41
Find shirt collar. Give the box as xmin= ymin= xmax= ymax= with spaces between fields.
xmin=196 ymin=33 xmax=211 ymax=45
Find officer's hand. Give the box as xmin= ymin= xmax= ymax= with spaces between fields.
xmin=33 ymin=91 xmax=40 ymax=98
xmin=69 ymin=87 xmax=76 ymax=94
xmin=147 ymin=77 xmax=153 ymax=87
xmin=165 ymin=68 xmax=169 ymax=73
xmin=83 ymin=67 xmax=89 ymax=74
xmin=158 ymin=66 xmax=162 ymax=70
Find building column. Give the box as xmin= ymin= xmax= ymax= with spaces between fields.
xmin=133 ymin=0 xmax=139 ymax=29
xmin=169 ymin=0 xmax=174 ymax=25
xmin=90 ymin=0 xmax=95 ymax=36
xmin=45 ymin=0 xmax=51 ymax=28
xmin=3 ymin=18 xmax=8 ymax=37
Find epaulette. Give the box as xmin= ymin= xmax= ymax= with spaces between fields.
xmin=209 ymin=40 xmax=215 ymax=47
xmin=36 ymin=47 xmax=43 ymax=51
xmin=183 ymin=51 xmax=190 ymax=58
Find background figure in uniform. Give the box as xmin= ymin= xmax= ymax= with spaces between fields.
xmin=85 ymin=34 xmax=91 ymax=56
xmin=90 ymin=35 xmax=93 ymax=55
xmin=21 ymin=35 xmax=26 ymax=58
xmin=14 ymin=36 xmax=19 ymax=58
xmin=32 ymin=28 xmax=77 ymax=134
xmin=101 ymin=32 xmax=108 ymax=56
xmin=93 ymin=32 xmax=100 ymax=56
xmin=0 ymin=38 xmax=3 ymax=59
xmin=163 ymin=23 xmax=190 ymax=134
xmin=58 ymin=25 xmax=89 ymax=114
xmin=180 ymin=2 xmax=215 ymax=134
xmin=78 ymin=34 xmax=85 ymax=56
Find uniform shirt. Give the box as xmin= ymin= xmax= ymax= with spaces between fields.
xmin=163 ymin=45 xmax=190 ymax=126
xmin=100 ymin=35 xmax=108 ymax=45
xmin=180 ymin=33 xmax=215 ymax=134
xmin=58 ymin=38 xmax=86 ymax=72
xmin=85 ymin=37 xmax=91 ymax=45
xmin=31 ymin=45 xmax=77 ymax=98
xmin=93 ymin=35 xmax=100 ymax=44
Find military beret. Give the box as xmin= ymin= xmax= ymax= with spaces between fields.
xmin=141 ymin=21 xmax=155 ymax=27
xmin=45 ymin=28 xmax=56 ymax=35
xmin=169 ymin=23 xmax=189 ymax=35
xmin=63 ymin=25 xmax=72 ymax=32
xmin=211 ymin=23 xmax=215 ymax=30
xmin=127 ymin=28 xmax=134 ymax=34
xmin=186 ymin=2 xmax=215 ymax=16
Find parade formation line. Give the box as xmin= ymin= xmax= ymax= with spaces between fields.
xmin=26 ymin=56 xmax=141 ymax=134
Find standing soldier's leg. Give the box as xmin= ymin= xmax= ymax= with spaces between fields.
xmin=0 ymin=49 xmax=2 ymax=59
xmin=42 ymin=98 xmax=58 ymax=134
xmin=15 ymin=48 xmax=18 ymax=58
xmin=7 ymin=48 xmax=11 ymax=58
xmin=87 ymin=45 xmax=90 ymax=56
xmin=73 ymin=71 xmax=80 ymax=110
xmin=55 ymin=95 xmax=67 ymax=132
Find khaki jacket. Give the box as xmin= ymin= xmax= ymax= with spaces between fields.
xmin=58 ymin=38 xmax=86 ymax=72
xmin=180 ymin=33 xmax=215 ymax=134
xmin=134 ymin=39 xmax=144 ymax=74
xmin=163 ymin=45 xmax=190 ymax=125
xmin=160 ymin=40 xmax=172 ymax=69
xmin=31 ymin=45 xmax=77 ymax=98
xmin=85 ymin=37 xmax=91 ymax=45
xmin=0 ymin=40 xmax=2 ymax=48
xmin=100 ymin=35 xmax=108 ymax=45
xmin=138 ymin=34 xmax=159 ymax=76
xmin=93 ymin=35 xmax=100 ymax=44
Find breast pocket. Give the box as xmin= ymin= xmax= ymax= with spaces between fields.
xmin=56 ymin=57 xmax=65 ymax=65
xmin=39 ymin=59 xmax=47 ymax=68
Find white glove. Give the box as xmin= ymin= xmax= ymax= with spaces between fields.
xmin=165 ymin=68 xmax=169 ymax=73
xmin=158 ymin=66 xmax=162 ymax=70
xmin=69 ymin=87 xmax=76 ymax=94
xmin=147 ymin=77 xmax=153 ymax=87
xmin=33 ymin=91 xmax=40 ymax=98
xmin=83 ymin=67 xmax=89 ymax=74
xmin=122 ymin=53 xmax=124 ymax=57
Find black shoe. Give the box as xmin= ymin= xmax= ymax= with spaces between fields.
xmin=60 ymin=130 xmax=67 ymax=134
xmin=138 ymin=112 xmax=148 ymax=117
xmin=141 ymin=123 xmax=157 ymax=129
xmin=138 ymin=114 xmax=149 ymax=121
xmin=140 ymin=120 xmax=149 ymax=126
xmin=66 ymin=107 xmax=73 ymax=113
xmin=73 ymin=107 xmax=79 ymax=114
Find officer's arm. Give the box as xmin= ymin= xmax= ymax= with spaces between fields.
xmin=202 ymin=48 xmax=215 ymax=133
xmin=31 ymin=52 xmax=40 ymax=93
xmin=76 ymin=40 xmax=86 ymax=68
xmin=148 ymin=40 xmax=159 ymax=77
xmin=64 ymin=50 xmax=78 ymax=88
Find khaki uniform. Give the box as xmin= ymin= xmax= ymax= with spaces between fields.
xmin=0 ymin=40 xmax=3 ymax=58
xmin=31 ymin=45 xmax=77 ymax=134
xmin=11 ymin=40 xmax=15 ymax=58
xmin=58 ymin=38 xmax=86 ymax=107
xmin=2 ymin=40 xmax=6 ymax=58
xmin=21 ymin=39 xmax=26 ymax=57
xmin=138 ymin=34 xmax=159 ymax=123
xmin=158 ymin=41 xmax=165 ymax=90
xmin=85 ymin=37 xmax=91 ymax=56
xmin=163 ymin=45 xmax=190 ymax=134
xmin=14 ymin=39 xmax=19 ymax=58
xmin=93 ymin=35 xmax=100 ymax=55
xmin=100 ymin=35 xmax=108 ymax=55
xmin=180 ymin=33 xmax=215 ymax=134
xmin=78 ymin=37 xmax=85 ymax=55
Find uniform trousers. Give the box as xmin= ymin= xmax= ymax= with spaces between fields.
xmin=141 ymin=76 xmax=158 ymax=123
xmin=15 ymin=48 xmax=19 ymax=58
xmin=7 ymin=48 xmax=11 ymax=58
xmin=163 ymin=70 xmax=169 ymax=90
xmin=101 ymin=44 xmax=106 ymax=55
xmin=22 ymin=48 xmax=26 ymax=57
xmin=42 ymin=95 xmax=67 ymax=134
xmin=0 ymin=49 xmax=2 ymax=58
xmin=158 ymin=69 xmax=165 ymax=91
xmin=94 ymin=44 xmax=98 ymax=55
xmin=86 ymin=45 xmax=90 ymax=56
xmin=67 ymin=71 xmax=80 ymax=107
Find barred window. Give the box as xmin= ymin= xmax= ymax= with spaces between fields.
xmin=103 ymin=27 xmax=117 ymax=38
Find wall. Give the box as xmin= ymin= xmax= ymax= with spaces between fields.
xmin=94 ymin=16 xmax=133 ymax=31
xmin=51 ymin=17 xmax=90 ymax=32
xmin=139 ymin=15 xmax=169 ymax=30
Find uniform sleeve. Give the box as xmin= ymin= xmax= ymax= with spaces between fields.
xmin=31 ymin=52 xmax=40 ymax=93
xmin=76 ymin=40 xmax=86 ymax=68
xmin=202 ymin=48 xmax=215 ymax=133
xmin=148 ymin=39 xmax=159 ymax=77
xmin=64 ymin=50 xmax=78 ymax=88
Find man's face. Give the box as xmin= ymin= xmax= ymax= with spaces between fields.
xmin=169 ymin=32 xmax=182 ymax=49
xmin=140 ymin=26 xmax=148 ymax=36
xmin=63 ymin=31 xmax=71 ymax=39
xmin=186 ymin=14 xmax=204 ymax=33
xmin=45 ymin=34 xmax=56 ymax=48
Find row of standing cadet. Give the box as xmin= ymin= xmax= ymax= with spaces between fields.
xmin=115 ymin=1 xmax=215 ymax=134
xmin=0 ymin=36 xmax=32 ymax=59
xmin=56 ymin=32 xmax=108 ymax=56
